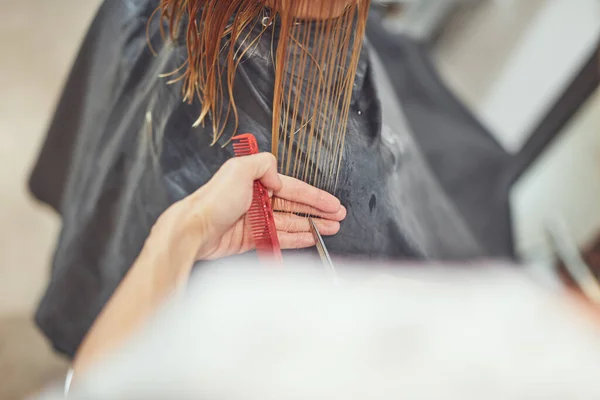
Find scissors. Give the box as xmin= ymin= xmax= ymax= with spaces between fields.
xmin=308 ymin=217 xmax=336 ymax=274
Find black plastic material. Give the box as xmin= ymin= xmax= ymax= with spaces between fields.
xmin=29 ymin=1 xmax=513 ymax=356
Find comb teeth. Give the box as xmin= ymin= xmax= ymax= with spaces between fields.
xmin=247 ymin=183 xmax=281 ymax=259
xmin=232 ymin=133 xmax=260 ymax=157
xmin=231 ymin=133 xmax=282 ymax=262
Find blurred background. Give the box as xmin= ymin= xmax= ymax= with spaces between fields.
xmin=0 ymin=0 xmax=598 ymax=398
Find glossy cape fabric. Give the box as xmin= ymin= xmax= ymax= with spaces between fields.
xmin=29 ymin=0 xmax=512 ymax=356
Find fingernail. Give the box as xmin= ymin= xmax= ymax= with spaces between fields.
xmin=340 ymin=206 xmax=348 ymax=219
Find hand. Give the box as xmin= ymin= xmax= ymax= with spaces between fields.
xmin=74 ymin=153 xmax=346 ymax=375
xmin=151 ymin=153 xmax=346 ymax=262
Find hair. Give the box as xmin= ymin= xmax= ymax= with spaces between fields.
xmin=158 ymin=0 xmax=371 ymax=192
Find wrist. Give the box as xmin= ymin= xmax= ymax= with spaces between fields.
xmin=182 ymin=196 xmax=214 ymax=260
xmin=141 ymin=201 xmax=207 ymax=285
xmin=180 ymin=194 xmax=221 ymax=261
xmin=136 ymin=237 xmax=194 ymax=293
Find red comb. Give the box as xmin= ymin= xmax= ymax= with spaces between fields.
xmin=232 ymin=133 xmax=282 ymax=263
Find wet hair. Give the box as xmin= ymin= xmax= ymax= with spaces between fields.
xmin=158 ymin=0 xmax=371 ymax=191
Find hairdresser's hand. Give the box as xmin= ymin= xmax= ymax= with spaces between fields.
xmin=76 ymin=154 xmax=344 ymax=376
xmin=152 ymin=153 xmax=346 ymax=263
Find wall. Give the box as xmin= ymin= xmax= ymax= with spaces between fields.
xmin=434 ymin=0 xmax=600 ymax=258
xmin=0 ymin=2 xmax=103 ymax=399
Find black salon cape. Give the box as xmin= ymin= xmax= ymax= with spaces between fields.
xmin=29 ymin=0 xmax=512 ymax=357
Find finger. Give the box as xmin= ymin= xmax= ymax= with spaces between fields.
xmin=235 ymin=153 xmax=282 ymax=191
xmin=274 ymin=213 xmax=341 ymax=235
xmin=274 ymin=175 xmax=341 ymax=213
xmin=278 ymin=232 xmax=316 ymax=249
xmin=273 ymin=198 xmax=347 ymax=222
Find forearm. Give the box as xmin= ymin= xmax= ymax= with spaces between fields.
xmin=73 ymin=228 xmax=198 ymax=374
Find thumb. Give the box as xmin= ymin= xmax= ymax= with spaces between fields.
xmin=243 ymin=153 xmax=282 ymax=191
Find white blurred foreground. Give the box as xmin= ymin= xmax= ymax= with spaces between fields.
xmin=38 ymin=257 xmax=600 ymax=399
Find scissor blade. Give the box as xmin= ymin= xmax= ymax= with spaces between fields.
xmin=308 ymin=217 xmax=335 ymax=272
